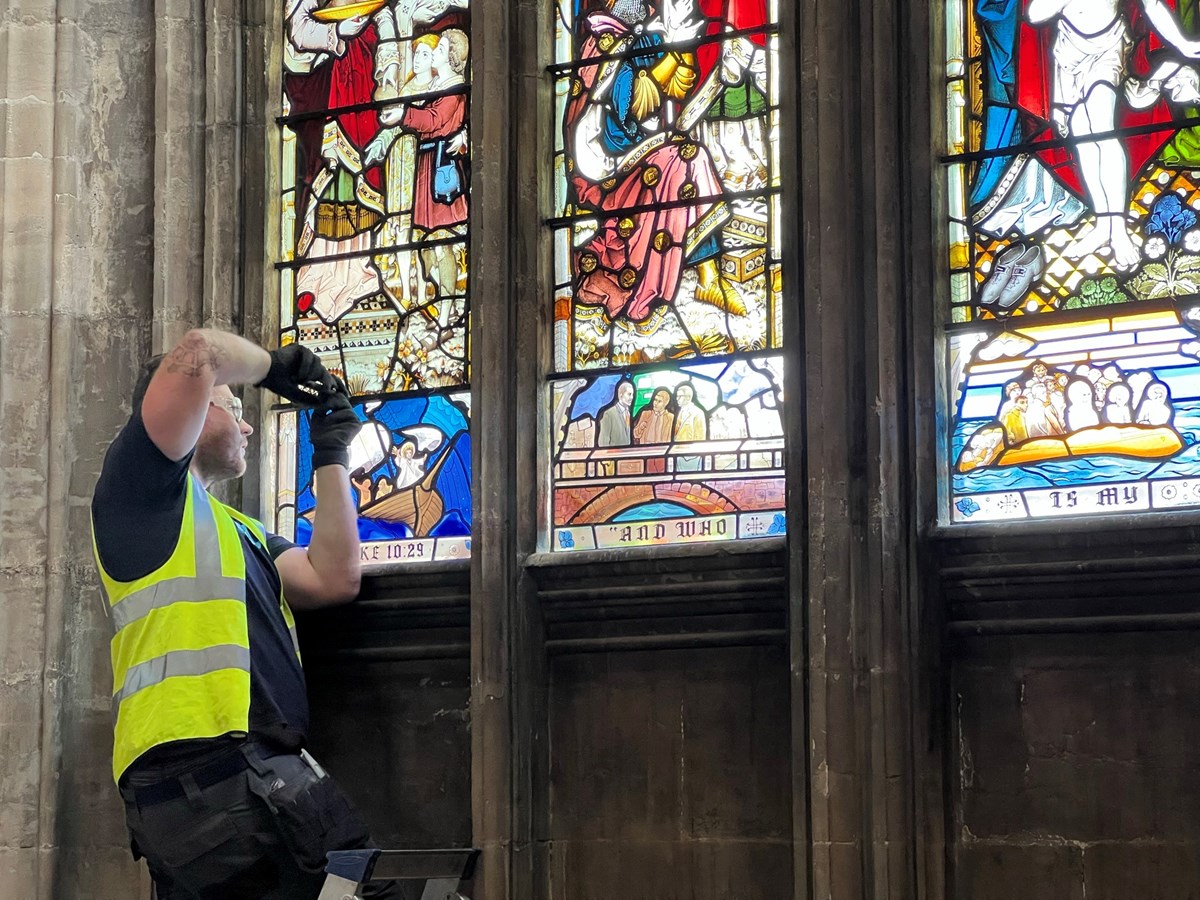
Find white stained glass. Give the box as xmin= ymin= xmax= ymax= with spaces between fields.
xmin=946 ymin=80 xmax=966 ymax=156
xmin=274 ymin=411 xmax=298 ymax=540
xmin=945 ymin=0 xmax=964 ymax=77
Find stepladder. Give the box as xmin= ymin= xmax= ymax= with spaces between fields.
xmin=318 ymin=848 xmax=480 ymax=900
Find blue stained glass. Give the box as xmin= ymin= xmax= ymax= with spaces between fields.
xmin=613 ymin=502 xmax=696 ymax=522
xmin=293 ymin=393 xmax=471 ymax=554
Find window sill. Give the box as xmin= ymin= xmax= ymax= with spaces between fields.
xmin=928 ymin=507 xmax=1200 ymax=541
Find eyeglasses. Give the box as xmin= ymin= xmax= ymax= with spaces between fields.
xmin=211 ymin=398 xmax=244 ymax=422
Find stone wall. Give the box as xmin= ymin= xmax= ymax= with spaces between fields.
xmin=953 ymin=632 xmax=1200 ymax=900
xmin=2 ymin=0 xmax=156 ymax=895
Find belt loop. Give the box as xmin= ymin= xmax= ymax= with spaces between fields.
xmin=180 ymin=774 xmax=203 ymax=810
xmin=123 ymin=790 xmax=145 ymax=829
xmin=238 ymin=741 xmax=270 ymax=777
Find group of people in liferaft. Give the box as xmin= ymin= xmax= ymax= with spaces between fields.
xmin=999 ymin=361 xmax=1174 ymax=445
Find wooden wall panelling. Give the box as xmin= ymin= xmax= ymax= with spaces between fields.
xmin=532 ymin=545 xmax=791 ymax=899
xmin=299 ymin=567 xmax=473 ymax=850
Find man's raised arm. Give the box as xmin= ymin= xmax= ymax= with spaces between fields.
xmin=143 ymin=329 xmax=334 ymax=462
xmin=142 ymin=330 xmax=269 ymax=462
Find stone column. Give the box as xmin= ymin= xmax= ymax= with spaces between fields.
xmin=469 ymin=0 xmax=542 ymax=896
xmin=1 ymin=0 xmax=157 ymax=895
xmin=1 ymin=0 xmax=249 ymax=894
xmin=795 ymin=0 xmax=934 ymax=896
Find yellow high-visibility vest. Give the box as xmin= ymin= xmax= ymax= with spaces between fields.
xmin=92 ymin=474 xmax=300 ymax=782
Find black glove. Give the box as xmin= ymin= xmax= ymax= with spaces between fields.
xmin=257 ymin=345 xmax=336 ymax=406
xmin=310 ymin=383 xmax=361 ymax=470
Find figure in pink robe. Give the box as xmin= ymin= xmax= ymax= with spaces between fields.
xmin=564 ymin=1 xmax=738 ymax=324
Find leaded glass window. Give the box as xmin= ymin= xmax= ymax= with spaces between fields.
xmin=943 ymin=0 xmax=1200 ymax=522
xmin=547 ymin=0 xmax=785 ymax=553
xmin=273 ymin=0 xmax=472 ymax=564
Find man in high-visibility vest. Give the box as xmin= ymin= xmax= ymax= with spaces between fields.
xmin=91 ymin=328 xmax=395 ymax=899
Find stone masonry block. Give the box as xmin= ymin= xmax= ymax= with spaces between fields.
xmin=4 ymin=97 xmax=55 ymax=163
xmin=3 ymin=22 xmax=56 ymax=99
xmin=1 ymin=158 xmax=54 ymax=307
xmin=53 ymin=847 xmax=148 ymax=900
xmin=957 ymin=843 xmax=1085 ymax=900
xmin=158 ymin=16 xmax=205 ymax=126
xmin=0 ymin=848 xmax=40 ymax=899
xmin=0 ymin=679 xmax=44 ymax=847
xmin=0 ymin=570 xmax=48 ymax=676
xmin=1081 ymin=843 xmax=1200 ymax=900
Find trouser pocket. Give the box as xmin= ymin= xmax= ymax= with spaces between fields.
xmin=124 ymin=775 xmax=282 ymax=900
xmin=243 ymin=748 xmax=372 ymax=874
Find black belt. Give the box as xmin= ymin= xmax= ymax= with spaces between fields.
xmin=127 ymin=749 xmax=249 ymax=807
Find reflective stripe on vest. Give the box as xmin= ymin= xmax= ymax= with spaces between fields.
xmin=93 ymin=475 xmax=255 ymax=782
xmin=112 ymin=644 xmax=252 ymax=709
xmin=220 ymin=501 xmax=302 ymax=662
xmin=109 ymin=575 xmax=248 ymax=632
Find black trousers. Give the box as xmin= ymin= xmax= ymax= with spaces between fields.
xmin=119 ymin=746 xmax=404 ymax=900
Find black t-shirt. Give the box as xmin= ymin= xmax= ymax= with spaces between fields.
xmin=92 ymin=410 xmax=310 ymax=778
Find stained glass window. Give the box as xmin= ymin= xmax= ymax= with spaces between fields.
xmin=274 ymin=0 xmax=472 ymax=563
xmin=547 ymin=0 xmax=784 ymax=552
xmin=943 ymin=0 xmax=1200 ymax=522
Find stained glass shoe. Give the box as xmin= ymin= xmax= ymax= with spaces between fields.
xmin=977 ymin=242 xmax=1023 ymax=309
xmin=995 ymin=244 xmax=1045 ymax=311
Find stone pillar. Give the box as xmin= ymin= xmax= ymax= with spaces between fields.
xmin=1 ymin=0 xmax=157 ymax=895
xmin=1 ymin=0 xmax=247 ymax=894
xmin=469 ymin=0 xmax=541 ymax=896
xmin=795 ymin=0 xmax=934 ymax=896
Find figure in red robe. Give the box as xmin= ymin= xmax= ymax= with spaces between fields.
xmin=563 ymin=0 xmax=742 ymax=324
xmin=285 ymin=0 xmax=389 ymax=324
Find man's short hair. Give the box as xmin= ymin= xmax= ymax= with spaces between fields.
xmin=131 ymin=354 xmax=166 ymax=415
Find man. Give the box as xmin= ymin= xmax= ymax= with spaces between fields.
xmin=1026 ymin=0 xmax=1200 ymax=267
xmin=633 ymin=386 xmax=676 ymax=473
xmin=597 ymin=380 xmax=635 ymax=448
xmin=596 ymin=380 xmax=634 ymax=475
xmin=91 ymin=329 xmax=395 ymax=899
xmin=673 ymin=381 xmax=707 ymax=472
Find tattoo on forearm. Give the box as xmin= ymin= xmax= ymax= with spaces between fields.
xmin=166 ymin=332 xmax=227 ymax=378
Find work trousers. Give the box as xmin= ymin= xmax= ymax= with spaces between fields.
xmin=119 ymin=745 xmax=404 ymax=900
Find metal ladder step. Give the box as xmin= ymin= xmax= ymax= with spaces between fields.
xmin=318 ymin=848 xmax=480 ymax=900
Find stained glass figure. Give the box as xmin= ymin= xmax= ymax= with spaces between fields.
xmin=548 ymin=0 xmax=785 ymax=551
xmin=946 ymin=0 xmax=1200 ymax=320
xmin=943 ymin=1 xmax=1200 ymax=521
xmin=552 ymin=356 xmax=785 ymax=550
xmin=275 ymin=0 xmax=472 ymax=563
xmin=277 ymin=393 xmax=472 ymax=562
